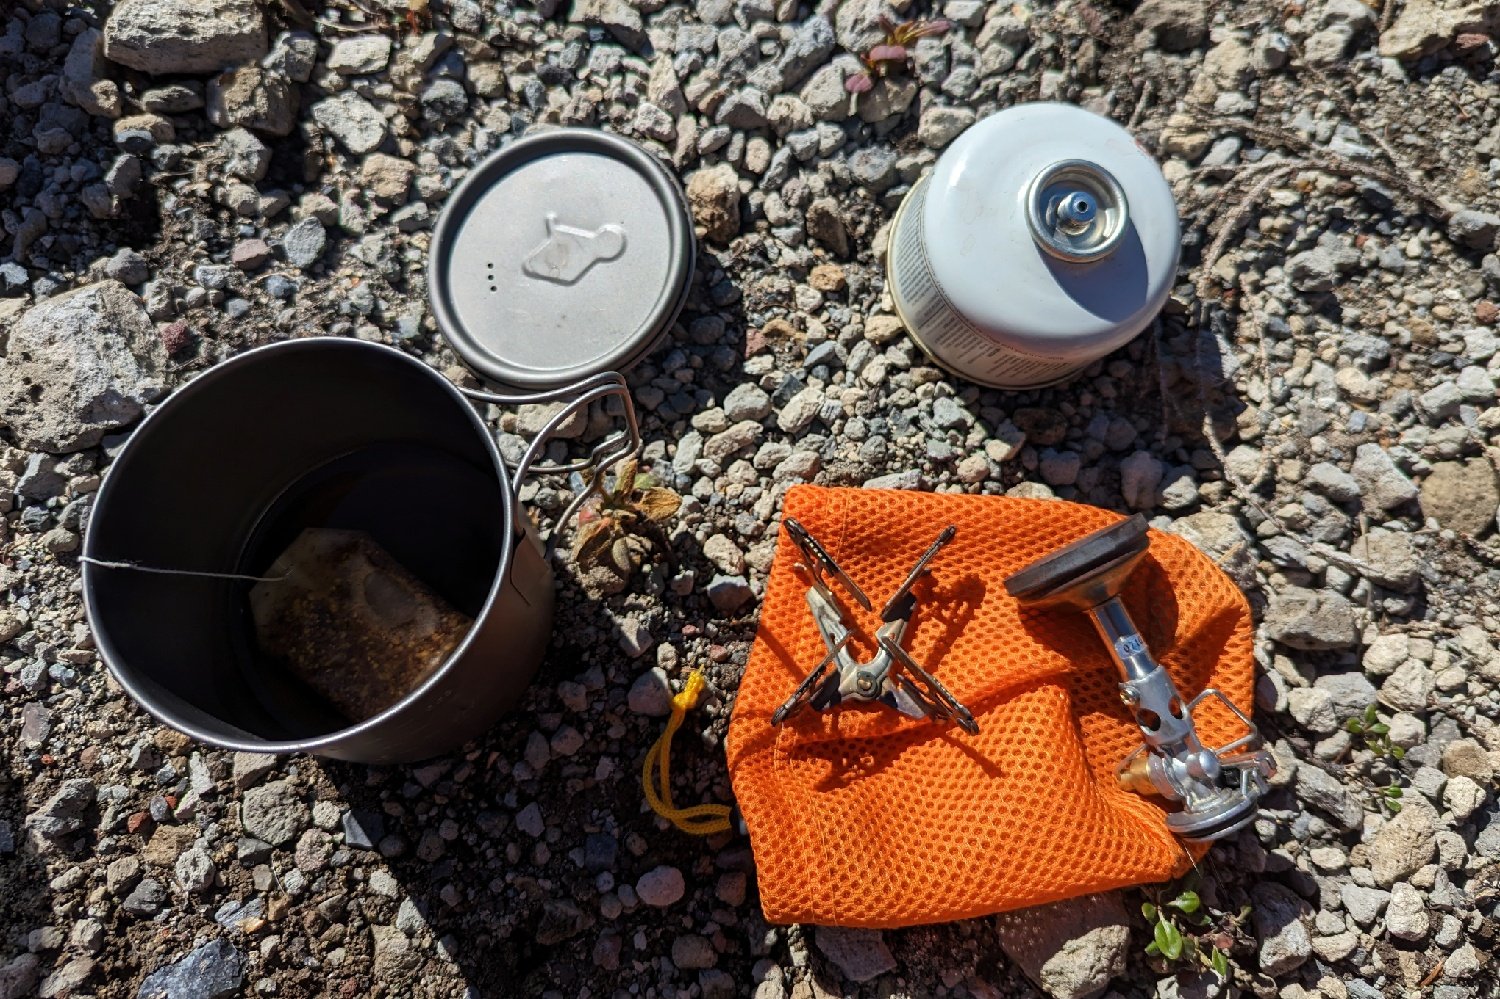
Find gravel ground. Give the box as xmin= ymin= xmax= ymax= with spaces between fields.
xmin=4 ymin=0 xmax=1500 ymax=997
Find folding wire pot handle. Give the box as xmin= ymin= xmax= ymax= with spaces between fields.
xmin=461 ymin=369 xmax=644 ymax=546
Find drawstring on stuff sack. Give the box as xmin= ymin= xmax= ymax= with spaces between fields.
xmin=642 ymin=670 xmax=732 ymax=836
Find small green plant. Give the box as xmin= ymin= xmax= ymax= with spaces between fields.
xmin=1345 ymin=704 xmax=1406 ymax=761
xmin=844 ymin=16 xmax=952 ymax=94
xmin=1377 ymin=782 xmax=1405 ymax=814
xmin=1141 ymin=888 xmax=1248 ymax=978
xmin=571 ymin=457 xmax=680 ymax=583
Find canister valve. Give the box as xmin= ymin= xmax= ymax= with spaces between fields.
xmin=1004 ymin=516 xmax=1274 ymax=843
xmin=1025 ymin=159 xmax=1128 ymax=263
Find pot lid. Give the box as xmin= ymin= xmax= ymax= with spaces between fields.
xmin=428 ymin=128 xmax=695 ymax=391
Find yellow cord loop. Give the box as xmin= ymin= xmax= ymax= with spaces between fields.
xmin=642 ymin=670 xmax=733 ymax=836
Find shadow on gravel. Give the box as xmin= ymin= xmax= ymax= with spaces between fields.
xmin=0 ymin=765 xmax=53 ymax=994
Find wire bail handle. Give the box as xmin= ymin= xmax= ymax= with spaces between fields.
xmin=461 ymin=371 xmax=643 ymax=541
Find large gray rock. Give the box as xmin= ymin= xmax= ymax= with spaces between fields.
xmin=104 ymin=0 xmax=267 ymax=75
xmin=0 ymin=281 xmax=167 ymax=454
xmin=1263 ymin=587 xmax=1359 ymax=650
xmin=137 ymin=938 xmax=243 ymax=999
xmin=996 ymin=892 xmax=1130 ymax=999
xmin=1369 ymin=798 xmax=1438 ymax=886
xmin=1250 ymin=883 xmax=1311 ymax=977
xmin=310 ymin=91 xmax=387 ymax=155
xmin=1380 ymin=0 xmax=1500 ymax=59
xmin=1420 ymin=459 xmax=1498 ymax=536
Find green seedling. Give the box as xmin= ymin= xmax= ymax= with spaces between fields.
xmin=1141 ymin=889 xmax=1246 ymax=979
xmin=1377 ymin=782 xmax=1404 ymax=814
xmin=1345 ymin=704 xmax=1406 ymax=761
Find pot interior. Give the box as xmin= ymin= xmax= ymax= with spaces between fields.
xmin=84 ymin=340 xmax=511 ymax=746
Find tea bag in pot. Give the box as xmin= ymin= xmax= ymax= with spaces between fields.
xmin=249 ymin=528 xmax=472 ymax=723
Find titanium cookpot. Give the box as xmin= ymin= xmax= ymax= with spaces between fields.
xmin=82 ymin=337 xmax=638 ymax=763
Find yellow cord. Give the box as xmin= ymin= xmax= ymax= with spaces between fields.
xmin=642 ymin=670 xmax=733 ymax=836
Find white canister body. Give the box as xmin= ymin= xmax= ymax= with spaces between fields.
xmin=887 ymin=102 xmax=1181 ymax=390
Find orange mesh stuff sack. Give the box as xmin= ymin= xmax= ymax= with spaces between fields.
xmin=724 ymin=485 xmax=1256 ymax=929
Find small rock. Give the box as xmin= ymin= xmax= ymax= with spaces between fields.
xmin=327 ymin=35 xmax=392 ymax=74
xmin=1381 ymin=660 xmax=1433 ymax=713
xmin=685 ymin=163 xmax=740 ymax=244
xmin=136 ymin=938 xmax=243 ymax=999
xmin=918 ymin=105 xmax=975 ymax=148
xmin=281 ymin=217 xmax=326 ymax=269
xmin=1420 ymin=459 xmax=1498 ymax=535
xmin=1444 ymin=775 xmax=1486 ymax=821
xmin=104 ymin=0 xmax=267 ymax=75
xmin=174 ymin=846 xmax=216 ymax=893
xmin=575 ymin=0 xmax=648 ymax=50
xmin=206 ymin=65 xmax=296 ymax=137
xmin=231 ymin=239 xmax=272 ymax=271
xmin=636 ymin=865 xmax=685 ymax=907
xmin=1263 ymin=587 xmax=1359 ymax=649
xmin=814 ymin=926 xmax=897 ymax=984
xmin=105 ymin=248 xmax=150 ymax=285
xmin=1288 ymin=688 xmax=1338 ymax=733
xmin=1250 ymin=883 xmax=1311 ymax=976
xmin=996 ymin=892 xmax=1130 ymax=999
xmin=1133 ymin=0 xmax=1209 ymax=51
xmin=361 ymin=153 xmax=414 ymax=202
xmin=310 ymin=91 xmax=387 ymax=155
xmin=707 ymin=574 xmax=753 ymax=612
xmin=515 ymin=802 xmax=544 ymax=838
xmin=1349 ymin=528 xmax=1422 ymax=592
xmin=1120 ymin=451 xmax=1165 ymax=509
xmin=37 ymin=958 xmax=94 ymax=999
xmin=672 ymin=934 xmax=716 ymax=971
xmin=1440 ymin=738 xmax=1494 ymax=781
xmin=231 ymin=753 xmax=276 ymax=791
xmin=1297 ymin=765 xmax=1364 ymax=830
xmin=1351 ymin=443 xmax=1418 ymax=512
xmin=805 ymin=198 xmax=849 ymax=257
xmin=1340 ymin=882 xmax=1390 ymax=927
xmin=25 ymin=779 xmax=95 ymax=842
xmin=239 ymin=781 xmax=307 ymax=847
xmin=1380 ymin=0 xmax=1500 ymax=59
xmin=1369 ymin=798 xmax=1438 ymax=886
xmin=629 ymin=668 xmax=672 ymax=717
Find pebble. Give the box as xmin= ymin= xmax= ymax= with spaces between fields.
xmin=174 ymin=846 xmax=216 ymax=893
xmin=1251 ymin=883 xmax=1311 ymax=976
xmin=239 ymin=781 xmax=308 ymax=847
xmin=328 ymin=35 xmax=392 ymax=74
xmin=813 ymin=926 xmax=897 ymax=983
xmin=310 ymin=92 xmax=388 ymax=155
xmin=281 ymin=217 xmax=326 ymax=269
xmin=672 ymin=934 xmax=716 ymax=970
xmin=635 ymin=866 xmax=685 ymax=907
xmin=136 ymin=938 xmax=243 ymax=999
xmin=628 ymin=668 xmax=673 ymax=717
xmin=1351 ymin=444 xmax=1418 ymax=512
xmin=1369 ymin=798 xmax=1438 ymax=886
xmin=707 ymin=574 xmax=753 ymax=612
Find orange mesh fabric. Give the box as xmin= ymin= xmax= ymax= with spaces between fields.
xmin=725 ymin=485 xmax=1255 ymax=929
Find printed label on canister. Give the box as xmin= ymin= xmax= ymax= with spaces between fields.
xmin=889 ymin=179 xmax=1085 ymax=389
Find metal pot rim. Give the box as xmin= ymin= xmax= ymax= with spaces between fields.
xmin=83 ymin=337 xmax=523 ymax=755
